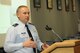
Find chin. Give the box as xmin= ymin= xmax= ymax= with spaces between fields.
xmin=25 ymin=21 xmax=28 ymax=23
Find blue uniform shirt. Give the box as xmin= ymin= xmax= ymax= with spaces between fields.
xmin=4 ymin=20 xmax=43 ymax=53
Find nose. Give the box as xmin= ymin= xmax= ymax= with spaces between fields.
xmin=26 ymin=13 xmax=29 ymax=17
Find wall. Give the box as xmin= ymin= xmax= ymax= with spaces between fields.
xmin=30 ymin=0 xmax=80 ymax=42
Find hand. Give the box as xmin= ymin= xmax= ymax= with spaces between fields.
xmin=42 ymin=42 xmax=49 ymax=50
xmin=23 ymin=38 xmax=37 ymax=48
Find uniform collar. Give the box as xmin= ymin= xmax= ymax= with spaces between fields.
xmin=17 ymin=20 xmax=29 ymax=28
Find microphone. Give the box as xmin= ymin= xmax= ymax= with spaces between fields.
xmin=45 ymin=25 xmax=63 ymax=42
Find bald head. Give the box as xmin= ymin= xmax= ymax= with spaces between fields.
xmin=16 ymin=5 xmax=29 ymax=14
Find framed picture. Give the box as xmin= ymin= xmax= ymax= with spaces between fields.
xmin=46 ymin=0 xmax=53 ymax=9
xmin=65 ymin=0 xmax=69 ymax=11
xmin=56 ymin=0 xmax=62 ymax=10
xmin=71 ymin=0 xmax=76 ymax=12
xmin=33 ymin=0 xmax=41 ymax=8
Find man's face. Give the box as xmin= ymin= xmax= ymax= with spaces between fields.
xmin=17 ymin=7 xmax=30 ymax=24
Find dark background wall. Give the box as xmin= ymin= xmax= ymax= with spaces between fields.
xmin=30 ymin=0 xmax=80 ymax=42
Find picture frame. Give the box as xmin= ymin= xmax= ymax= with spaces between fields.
xmin=71 ymin=0 xmax=76 ymax=12
xmin=56 ymin=0 xmax=62 ymax=10
xmin=46 ymin=0 xmax=53 ymax=9
xmin=65 ymin=0 xmax=69 ymax=11
xmin=33 ymin=0 xmax=41 ymax=8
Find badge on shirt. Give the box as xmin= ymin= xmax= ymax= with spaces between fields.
xmin=20 ymin=32 xmax=28 ymax=38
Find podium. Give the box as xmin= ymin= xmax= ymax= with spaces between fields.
xmin=41 ymin=40 xmax=80 ymax=53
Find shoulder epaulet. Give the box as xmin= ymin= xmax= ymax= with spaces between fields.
xmin=12 ymin=23 xmax=18 ymax=27
xmin=29 ymin=23 xmax=34 ymax=25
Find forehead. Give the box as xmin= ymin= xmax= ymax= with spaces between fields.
xmin=18 ymin=7 xmax=29 ymax=12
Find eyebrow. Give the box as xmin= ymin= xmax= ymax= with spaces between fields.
xmin=23 ymin=12 xmax=30 ymax=14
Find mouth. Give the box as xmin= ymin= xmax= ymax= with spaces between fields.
xmin=25 ymin=17 xmax=29 ymax=20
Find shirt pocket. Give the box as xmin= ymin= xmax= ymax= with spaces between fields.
xmin=15 ymin=32 xmax=29 ymax=43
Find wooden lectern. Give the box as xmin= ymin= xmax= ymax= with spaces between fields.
xmin=41 ymin=40 xmax=80 ymax=53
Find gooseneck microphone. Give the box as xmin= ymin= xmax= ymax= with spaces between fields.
xmin=45 ymin=25 xmax=63 ymax=42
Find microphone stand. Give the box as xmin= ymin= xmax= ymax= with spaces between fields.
xmin=51 ymin=29 xmax=63 ymax=42
xmin=45 ymin=25 xmax=63 ymax=42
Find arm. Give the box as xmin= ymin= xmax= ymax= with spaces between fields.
xmin=36 ymin=31 xmax=49 ymax=51
xmin=4 ymin=27 xmax=23 ymax=52
xmin=33 ymin=26 xmax=49 ymax=51
xmin=33 ymin=26 xmax=43 ymax=51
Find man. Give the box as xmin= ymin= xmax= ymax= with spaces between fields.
xmin=4 ymin=5 xmax=49 ymax=53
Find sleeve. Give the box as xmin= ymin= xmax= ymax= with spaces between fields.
xmin=33 ymin=26 xmax=43 ymax=51
xmin=36 ymin=34 xmax=43 ymax=51
xmin=4 ymin=26 xmax=23 ymax=52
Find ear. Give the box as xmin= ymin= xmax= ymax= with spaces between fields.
xmin=16 ymin=13 xmax=20 ymax=18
